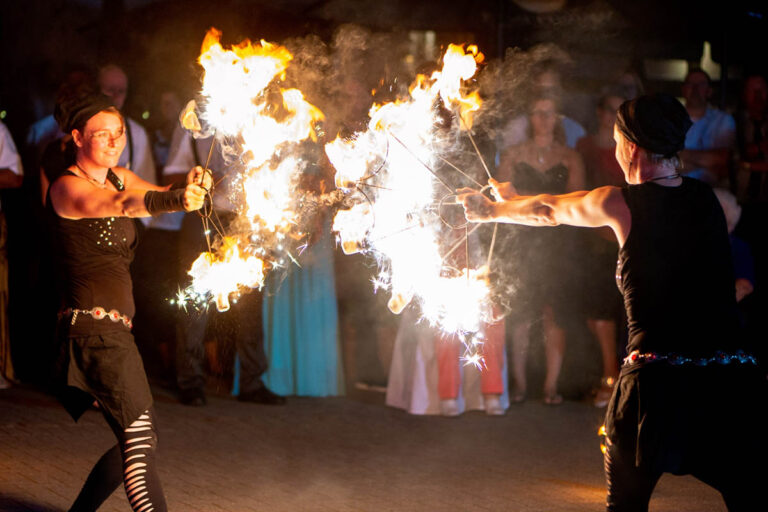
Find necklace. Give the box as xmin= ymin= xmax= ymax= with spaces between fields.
xmin=535 ymin=144 xmax=552 ymax=164
xmin=647 ymin=173 xmax=681 ymax=182
xmin=75 ymin=163 xmax=107 ymax=188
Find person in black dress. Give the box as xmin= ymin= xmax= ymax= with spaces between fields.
xmin=496 ymin=90 xmax=586 ymax=404
xmin=49 ymin=90 xmax=209 ymax=511
xmin=461 ymin=94 xmax=766 ymax=511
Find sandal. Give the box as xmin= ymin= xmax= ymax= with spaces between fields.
xmin=511 ymin=390 xmax=526 ymax=404
xmin=543 ymin=393 xmax=563 ymax=406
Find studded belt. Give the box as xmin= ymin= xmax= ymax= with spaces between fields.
xmin=623 ymin=349 xmax=757 ymax=368
xmin=59 ymin=307 xmax=133 ymax=329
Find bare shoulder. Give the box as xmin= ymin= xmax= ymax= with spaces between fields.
xmin=590 ymin=185 xmax=625 ymax=210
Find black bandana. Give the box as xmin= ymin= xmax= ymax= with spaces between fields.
xmin=615 ymin=94 xmax=692 ymax=157
xmin=54 ymin=92 xmax=116 ymax=134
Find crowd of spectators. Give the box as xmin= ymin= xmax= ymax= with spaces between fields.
xmin=0 ymin=42 xmax=765 ymax=418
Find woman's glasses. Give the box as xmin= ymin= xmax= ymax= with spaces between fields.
xmin=88 ymin=128 xmax=125 ymax=144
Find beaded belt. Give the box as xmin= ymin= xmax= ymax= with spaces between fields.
xmin=623 ymin=349 xmax=757 ymax=368
xmin=59 ymin=307 xmax=133 ymax=329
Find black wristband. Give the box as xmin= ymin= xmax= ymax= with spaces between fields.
xmin=144 ymin=189 xmax=186 ymax=215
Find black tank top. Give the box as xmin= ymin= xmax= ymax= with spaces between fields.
xmin=617 ymin=178 xmax=742 ymax=357
xmin=47 ymin=170 xmax=137 ymax=335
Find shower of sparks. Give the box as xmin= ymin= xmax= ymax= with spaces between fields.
xmin=176 ymin=28 xmax=324 ymax=311
xmin=325 ymin=44 xmax=498 ymax=363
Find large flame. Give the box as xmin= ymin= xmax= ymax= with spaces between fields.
xmin=179 ymin=28 xmax=324 ymax=310
xmin=325 ymin=44 xmax=492 ymax=345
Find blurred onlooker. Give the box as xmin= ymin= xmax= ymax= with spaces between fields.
xmin=735 ymin=74 xmax=768 ymax=203
xmin=614 ymin=68 xmax=645 ymax=101
xmin=150 ymin=90 xmax=182 ymax=171
xmin=576 ymin=88 xmax=627 ymax=407
xmin=97 ymin=64 xmax=156 ymax=189
xmin=259 ymin=157 xmax=343 ymax=398
xmin=679 ymin=68 xmax=736 ymax=186
xmin=165 ymin=125 xmax=284 ymax=406
xmin=714 ymin=188 xmax=755 ymax=304
xmin=497 ymin=90 xmax=586 ymax=405
xmin=497 ymin=59 xmax=587 ymax=151
xmin=0 ymin=120 xmax=24 ymax=389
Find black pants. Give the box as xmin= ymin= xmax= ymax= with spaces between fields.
xmin=604 ymin=433 xmax=765 ymax=511
xmin=175 ymin=213 xmax=268 ymax=393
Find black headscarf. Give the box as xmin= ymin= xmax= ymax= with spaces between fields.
xmin=54 ymin=91 xmax=116 ymax=134
xmin=615 ymin=93 xmax=692 ymax=158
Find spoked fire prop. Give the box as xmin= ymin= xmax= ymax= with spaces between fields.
xmin=326 ymin=44 xmax=500 ymax=366
xmin=176 ymin=29 xmax=501 ymax=366
xmin=173 ymin=28 xmax=327 ymax=312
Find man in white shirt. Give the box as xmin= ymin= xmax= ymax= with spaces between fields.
xmin=679 ymin=69 xmax=736 ymax=186
xmin=0 ymin=121 xmax=23 ymax=388
xmin=98 ymin=64 xmax=156 ymax=188
xmin=165 ymin=125 xmax=283 ymax=406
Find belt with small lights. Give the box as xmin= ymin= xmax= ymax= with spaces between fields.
xmin=59 ymin=307 xmax=133 ymax=330
xmin=623 ymin=349 xmax=757 ymax=368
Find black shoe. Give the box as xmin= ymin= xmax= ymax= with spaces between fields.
xmin=237 ymin=387 xmax=286 ymax=405
xmin=179 ymin=387 xmax=207 ymax=406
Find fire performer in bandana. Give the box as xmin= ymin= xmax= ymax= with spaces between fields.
xmin=460 ymin=94 xmax=766 ymax=511
xmin=48 ymin=89 xmax=209 ymax=511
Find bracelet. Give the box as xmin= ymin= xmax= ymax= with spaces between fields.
xmin=144 ymin=189 xmax=186 ymax=215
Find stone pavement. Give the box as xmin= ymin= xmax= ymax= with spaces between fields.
xmin=1 ymin=385 xmax=726 ymax=512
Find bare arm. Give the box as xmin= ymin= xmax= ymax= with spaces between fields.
xmin=50 ymin=176 xmax=157 ymax=219
xmin=460 ymin=183 xmax=631 ymax=245
xmin=50 ymin=168 xmax=209 ymax=220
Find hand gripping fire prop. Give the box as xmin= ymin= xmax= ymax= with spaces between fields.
xmin=174 ymin=28 xmax=332 ymax=312
xmin=325 ymin=45 xmax=500 ymax=367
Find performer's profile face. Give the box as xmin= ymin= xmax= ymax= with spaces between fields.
xmin=77 ymin=111 xmax=126 ymax=169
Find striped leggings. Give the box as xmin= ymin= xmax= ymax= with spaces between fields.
xmin=69 ymin=408 xmax=167 ymax=512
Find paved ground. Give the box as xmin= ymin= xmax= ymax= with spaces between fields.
xmin=0 ymin=385 xmax=726 ymax=512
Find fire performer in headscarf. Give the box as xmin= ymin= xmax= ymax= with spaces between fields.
xmin=460 ymin=94 xmax=766 ymax=511
xmin=48 ymin=89 xmax=209 ymax=511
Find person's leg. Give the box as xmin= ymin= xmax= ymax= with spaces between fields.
xmin=69 ymin=408 xmax=167 ymax=512
xmin=604 ymin=438 xmax=661 ymax=512
xmin=175 ymin=311 xmax=208 ymax=404
xmin=117 ymin=409 xmax=167 ymax=512
xmin=175 ymin=214 xmax=209 ymax=404
xmin=435 ymin=332 xmax=461 ymax=400
xmin=235 ymin=291 xmax=284 ymax=404
xmin=480 ymin=317 xmax=505 ymax=396
xmin=689 ymin=445 xmax=766 ymax=511
xmin=510 ymin=320 xmax=530 ymax=402
xmin=588 ymin=318 xmax=619 ymax=407
xmin=68 ymin=444 xmax=123 ymax=511
xmin=542 ymin=305 xmax=565 ymax=404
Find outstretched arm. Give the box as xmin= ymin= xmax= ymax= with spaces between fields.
xmin=51 ymin=167 xmax=210 ymax=219
xmin=459 ymin=181 xmax=631 ymax=245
